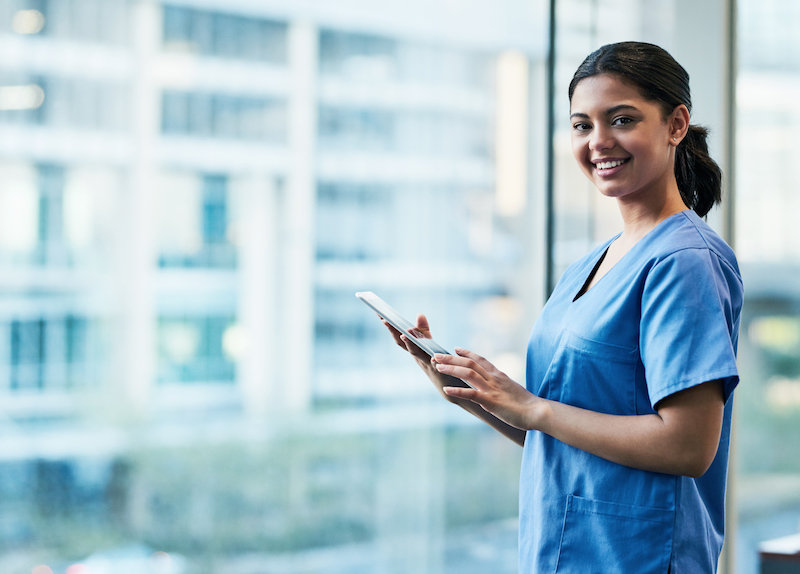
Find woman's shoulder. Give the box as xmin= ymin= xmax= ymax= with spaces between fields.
xmin=640 ymin=211 xmax=743 ymax=309
xmin=650 ymin=210 xmax=739 ymax=275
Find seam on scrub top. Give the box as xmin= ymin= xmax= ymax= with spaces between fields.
xmin=652 ymin=370 xmax=739 ymax=406
xmin=553 ymin=497 xmax=571 ymax=573
xmin=671 ymin=217 xmax=741 ymax=280
xmin=667 ymin=474 xmax=681 ymax=574
xmin=564 ymin=342 xmax=639 ymax=363
xmin=571 ymin=506 xmax=673 ymax=524
xmin=562 ymin=330 xmax=639 ymax=361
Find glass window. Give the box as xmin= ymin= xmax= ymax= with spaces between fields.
xmin=315 ymin=183 xmax=394 ymax=261
xmin=7 ymin=315 xmax=94 ymax=391
xmin=0 ymin=161 xmax=40 ymax=265
xmin=0 ymin=163 xmax=72 ymax=266
xmin=734 ymin=1 xmax=800 ymax=573
xmin=201 ymin=175 xmax=227 ymax=245
xmin=157 ymin=315 xmax=236 ymax=384
xmin=163 ymin=5 xmax=288 ymax=63
xmin=0 ymin=74 xmax=128 ymax=131
xmin=318 ymin=106 xmax=395 ymax=151
xmin=319 ymin=30 xmax=398 ymax=80
xmin=3 ymin=2 xmax=544 ymax=573
xmin=157 ymin=172 xmax=237 ymax=269
xmin=319 ymin=29 xmax=493 ymax=89
xmin=9 ymin=319 xmax=44 ymax=390
xmin=162 ymin=90 xmax=286 ymax=142
xmin=0 ymin=161 xmax=118 ymax=268
xmin=319 ymin=107 xmax=490 ymax=156
xmin=1 ymin=0 xmax=128 ymax=44
xmin=36 ymin=163 xmax=67 ymax=265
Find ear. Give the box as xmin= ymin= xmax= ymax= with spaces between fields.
xmin=668 ymin=104 xmax=690 ymax=146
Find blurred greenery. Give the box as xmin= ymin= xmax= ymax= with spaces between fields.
xmin=0 ymin=422 xmax=521 ymax=570
xmin=736 ymin=309 xmax=800 ymax=476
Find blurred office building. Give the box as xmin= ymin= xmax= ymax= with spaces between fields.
xmin=0 ymin=0 xmax=544 ymax=572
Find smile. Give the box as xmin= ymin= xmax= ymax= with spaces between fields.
xmin=594 ymin=158 xmax=630 ymax=170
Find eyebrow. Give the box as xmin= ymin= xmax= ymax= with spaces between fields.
xmin=570 ymin=104 xmax=641 ymax=119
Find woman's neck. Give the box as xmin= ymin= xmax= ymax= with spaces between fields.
xmin=616 ymin=182 xmax=688 ymax=243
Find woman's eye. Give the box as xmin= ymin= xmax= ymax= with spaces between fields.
xmin=572 ymin=122 xmax=591 ymax=132
xmin=612 ymin=117 xmax=633 ymax=126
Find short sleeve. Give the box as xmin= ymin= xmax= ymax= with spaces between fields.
xmin=640 ymin=248 xmax=742 ymax=408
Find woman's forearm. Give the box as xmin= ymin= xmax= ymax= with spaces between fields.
xmin=533 ymin=382 xmax=723 ymax=477
xmin=436 ymin=349 xmax=726 ymax=477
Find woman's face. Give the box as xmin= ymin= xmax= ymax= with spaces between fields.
xmin=569 ymin=74 xmax=681 ymax=204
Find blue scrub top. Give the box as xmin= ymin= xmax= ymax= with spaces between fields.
xmin=520 ymin=210 xmax=743 ymax=574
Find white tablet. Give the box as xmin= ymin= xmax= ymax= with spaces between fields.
xmin=355 ymin=291 xmax=451 ymax=358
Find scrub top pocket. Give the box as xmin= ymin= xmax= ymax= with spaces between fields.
xmin=540 ymin=330 xmax=639 ymax=415
xmin=554 ymin=495 xmax=673 ymax=574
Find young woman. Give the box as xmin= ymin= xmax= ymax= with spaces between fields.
xmin=383 ymin=42 xmax=742 ymax=573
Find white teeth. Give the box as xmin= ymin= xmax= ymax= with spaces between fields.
xmin=596 ymin=159 xmax=627 ymax=170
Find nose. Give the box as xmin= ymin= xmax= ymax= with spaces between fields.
xmin=589 ymin=125 xmax=615 ymax=152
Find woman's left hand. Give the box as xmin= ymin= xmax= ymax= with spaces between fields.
xmin=433 ymin=348 xmax=542 ymax=431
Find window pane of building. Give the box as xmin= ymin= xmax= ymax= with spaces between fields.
xmin=163 ymin=4 xmax=287 ymax=63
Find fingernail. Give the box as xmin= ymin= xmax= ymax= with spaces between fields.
xmin=436 ymin=363 xmax=445 ymax=371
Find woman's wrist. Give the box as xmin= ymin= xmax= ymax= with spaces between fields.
xmin=525 ymin=396 xmax=553 ymax=433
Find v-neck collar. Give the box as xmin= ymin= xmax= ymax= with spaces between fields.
xmin=573 ymin=247 xmax=609 ymax=302
xmin=570 ymin=210 xmax=692 ymax=303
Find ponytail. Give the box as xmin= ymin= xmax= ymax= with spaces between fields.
xmin=569 ymin=42 xmax=724 ymax=218
xmin=675 ymin=125 xmax=721 ymax=218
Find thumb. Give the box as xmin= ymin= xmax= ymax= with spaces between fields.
xmin=416 ymin=313 xmax=431 ymax=333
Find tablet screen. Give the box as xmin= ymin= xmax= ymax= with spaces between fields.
xmin=355 ymin=291 xmax=451 ymax=357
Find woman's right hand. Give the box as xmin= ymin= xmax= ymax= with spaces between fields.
xmin=382 ymin=313 xmax=526 ymax=446
xmin=381 ymin=314 xmax=470 ymax=402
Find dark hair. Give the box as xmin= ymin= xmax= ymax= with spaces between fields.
xmin=568 ymin=42 xmax=721 ymax=218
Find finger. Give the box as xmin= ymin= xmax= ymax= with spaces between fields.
xmin=454 ymin=347 xmax=499 ymax=374
xmin=443 ymin=386 xmax=480 ymax=402
xmin=415 ymin=314 xmax=432 ymax=336
xmin=383 ymin=321 xmax=407 ymax=349
xmin=433 ymin=359 xmax=489 ymax=389
xmin=433 ymin=353 xmax=492 ymax=382
xmin=401 ymin=334 xmax=432 ymax=361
